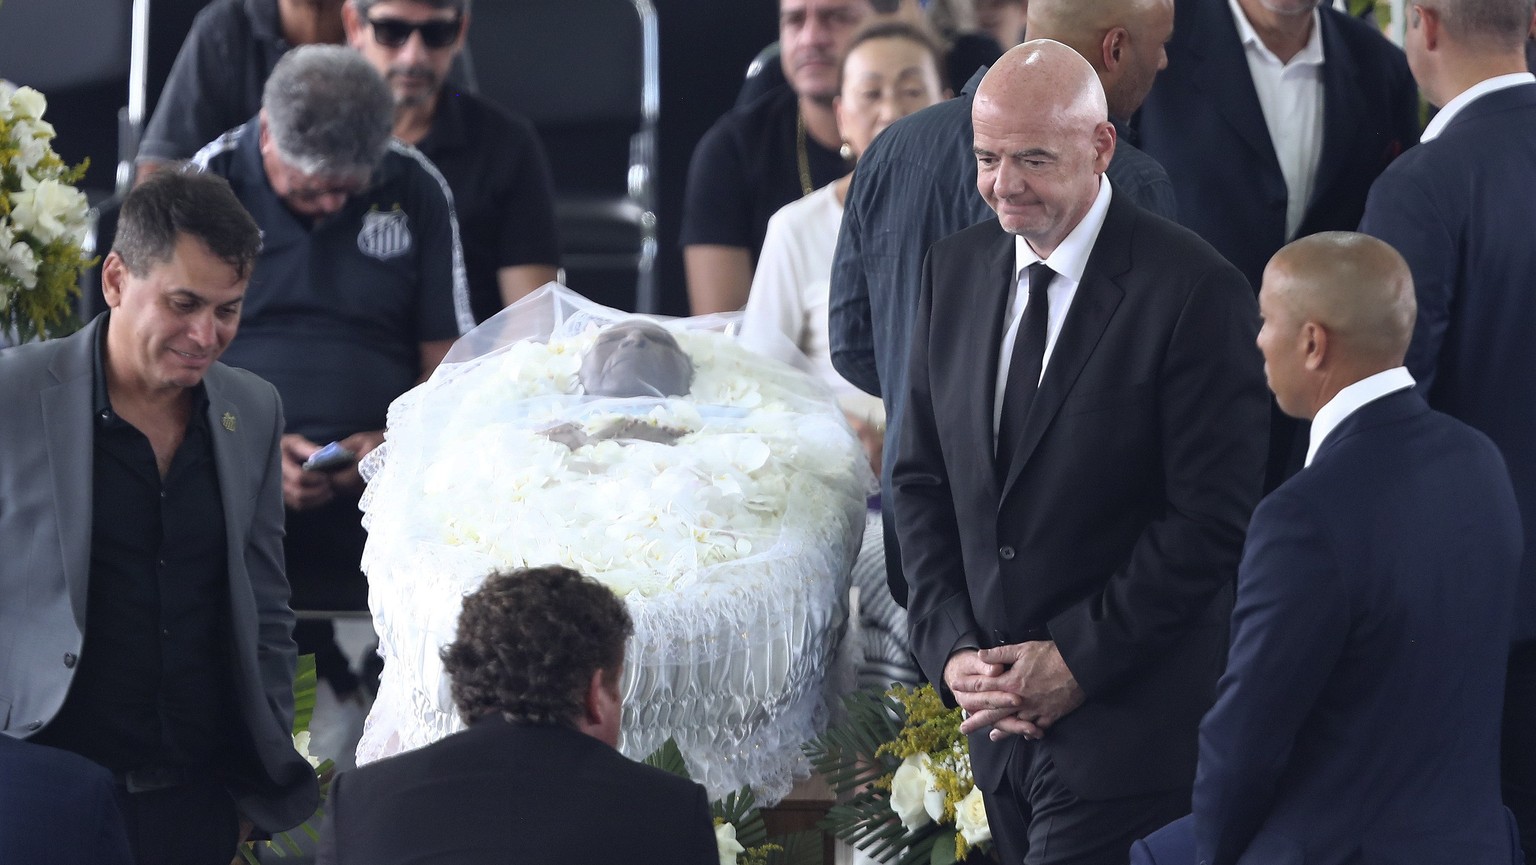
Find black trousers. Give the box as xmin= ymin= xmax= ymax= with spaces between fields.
xmin=982 ymin=740 xmax=1189 ymax=865
xmin=1506 ymin=639 xmax=1536 ymax=860
xmin=113 ymin=779 xmax=239 ymax=865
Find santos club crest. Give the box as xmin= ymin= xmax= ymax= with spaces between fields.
xmin=358 ymin=206 xmax=412 ymax=260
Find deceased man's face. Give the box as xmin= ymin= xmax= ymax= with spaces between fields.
xmin=579 ymin=321 xmax=694 ymax=398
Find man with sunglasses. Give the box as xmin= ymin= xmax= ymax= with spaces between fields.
xmin=191 ymin=44 xmax=472 ymax=720
xmin=344 ymin=0 xmax=562 ymax=322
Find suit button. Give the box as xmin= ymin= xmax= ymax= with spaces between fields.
xmin=62 ymin=653 xmax=76 ymax=668
xmin=25 ymin=721 xmax=41 ymax=731
xmin=999 ymin=546 xmax=1016 ymax=560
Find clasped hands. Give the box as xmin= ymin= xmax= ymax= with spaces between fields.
xmin=944 ymin=641 xmax=1086 ymax=742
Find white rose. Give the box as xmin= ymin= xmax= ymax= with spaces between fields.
xmin=10 ymin=176 xmax=89 ymax=245
xmin=715 ymin=821 xmax=746 ymax=865
xmin=923 ymin=764 xmax=947 ymax=824
xmin=890 ymin=754 xmax=934 ymax=832
xmin=954 ymin=786 xmax=991 ymax=847
xmin=292 ymin=730 xmax=323 ymax=769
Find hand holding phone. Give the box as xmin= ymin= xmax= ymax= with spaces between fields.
xmin=301 ymin=441 xmax=358 ymax=473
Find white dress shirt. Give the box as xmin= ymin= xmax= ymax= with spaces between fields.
xmin=1305 ymin=366 xmax=1416 ymax=466
xmin=1421 ymin=72 xmax=1536 ymax=142
xmin=992 ymin=177 xmax=1114 ymax=444
xmin=1229 ymin=0 xmax=1325 ymax=240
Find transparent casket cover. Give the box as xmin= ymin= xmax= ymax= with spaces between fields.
xmin=355 ymin=284 xmax=873 ymax=801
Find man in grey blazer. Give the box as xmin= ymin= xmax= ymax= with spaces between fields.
xmin=0 ymin=171 xmax=318 ymax=865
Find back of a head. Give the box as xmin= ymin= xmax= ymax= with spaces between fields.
xmin=1270 ymin=232 xmax=1417 ymax=365
xmin=261 ymin=44 xmax=393 ymax=178
xmin=441 ymin=566 xmax=633 ymax=727
xmin=1435 ymin=0 xmax=1535 ymax=50
xmin=1028 ymin=0 xmax=1148 ymax=45
xmin=113 ymin=170 xmax=262 ymax=279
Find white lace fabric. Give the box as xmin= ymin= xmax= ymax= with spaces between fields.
xmin=355 ymin=285 xmax=872 ymax=802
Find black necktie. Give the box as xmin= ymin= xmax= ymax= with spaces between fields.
xmin=997 ymin=262 xmax=1054 ymax=467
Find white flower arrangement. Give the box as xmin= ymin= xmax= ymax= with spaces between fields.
xmin=807 ymin=685 xmax=995 ymax=864
xmin=413 ymin=327 xmax=862 ymax=597
xmin=0 ymin=81 xmax=92 ymax=341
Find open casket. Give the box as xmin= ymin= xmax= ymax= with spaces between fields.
xmin=354 ymin=285 xmax=872 ymax=801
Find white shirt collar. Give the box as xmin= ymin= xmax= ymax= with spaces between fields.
xmin=1305 ymin=366 xmax=1416 ymax=466
xmin=1228 ymin=0 xmax=1325 ymax=67
xmin=1421 ymin=73 xmax=1536 ymax=142
xmin=1013 ymin=175 xmax=1114 ymax=283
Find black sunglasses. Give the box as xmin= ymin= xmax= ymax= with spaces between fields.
xmin=366 ymin=15 xmax=462 ymax=49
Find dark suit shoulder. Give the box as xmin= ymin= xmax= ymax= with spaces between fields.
xmin=1289 ymin=393 xmax=1511 ymax=502
xmin=930 ymin=215 xmax=1007 ymax=255
xmin=1111 ymin=193 xmax=1247 ymax=285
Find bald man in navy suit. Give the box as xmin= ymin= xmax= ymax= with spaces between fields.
xmin=1133 ymin=233 xmax=1523 ymax=865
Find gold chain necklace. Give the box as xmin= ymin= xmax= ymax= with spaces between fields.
xmin=795 ymin=109 xmax=814 ymax=197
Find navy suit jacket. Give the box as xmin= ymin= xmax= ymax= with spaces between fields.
xmin=0 ymin=736 xmax=133 ymax=865
xmin=1192 ymin=390 xmax=1521 ymax=864
xmin=1359 ymin=82 xmax=1536 ymax=642
xmin=1137 ymin=0 xmax=1418 ymax=290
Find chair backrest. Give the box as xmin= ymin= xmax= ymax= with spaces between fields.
xmin=0 ymin=1 xmax=133 ymax=93
xmin=466 ymin=0 xmax=657 ymax=198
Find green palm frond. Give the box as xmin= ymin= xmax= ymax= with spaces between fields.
xmin=803 ymin=687 xmax=906 ymax=795
xmin=714 ymin=787 xmax=768 ymax=849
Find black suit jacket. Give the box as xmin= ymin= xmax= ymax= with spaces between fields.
xmin=1137 ymin=0 xmax=1418 ymax=290
xmin=1196 ymin=391 xmax=1521 ymax=864
xmin=1360 ymin=82 xmax=1536 ymax=643
xmin=316 ymin=716 xmax=719 ymax=865
xmin=894 ymin=191 xmax=1268 ymax=800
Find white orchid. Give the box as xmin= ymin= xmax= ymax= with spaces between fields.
xmin=10 ymin=175 xmax=89 ymax=246
xmin=7 ymin=86 xmax=47 ymax=122
xmin=292 ymin=731 xmax=324 ymax=769
xmin=0 ymin=224 xmax=38 ymax=291
xmin=714 ymin=821 xmax=746 ymax=865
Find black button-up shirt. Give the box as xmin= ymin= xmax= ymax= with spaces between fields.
xmin=34 ymin=326 xmax=239 ymax=775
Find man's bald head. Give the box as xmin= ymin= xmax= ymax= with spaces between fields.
xmin=1267 ymin=232 xmax=1417 ymax=363
xmin=1027 ymin=0 xmax=1174 ymax=119
xmin=977 ymin=39 xmax=1109 ymax=126
xmin=972 ymin=41 xmax=1115 ymax=254
xmin=1257 ymin=232 xmax=1417 ymax=418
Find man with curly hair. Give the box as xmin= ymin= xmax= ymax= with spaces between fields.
xmin=315 ymin=566 xmax=719 ymax=864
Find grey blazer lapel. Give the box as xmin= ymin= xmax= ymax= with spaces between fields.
xmin=40 ymin=321 xmax=100 ymax=630
xmin=999 ymin=197 xmax=1131 ymax=501
xmin=201 ymin=365 xmax=263 ymax=694
xmin=202 ymin=367 xmax=252 ymax=582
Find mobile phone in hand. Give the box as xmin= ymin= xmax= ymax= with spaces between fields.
xmin=302 ymin=441 xmax=358 ymax=473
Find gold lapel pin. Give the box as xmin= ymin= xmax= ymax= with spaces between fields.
xmin=222 ymin=412 xmax=237 ymax=432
